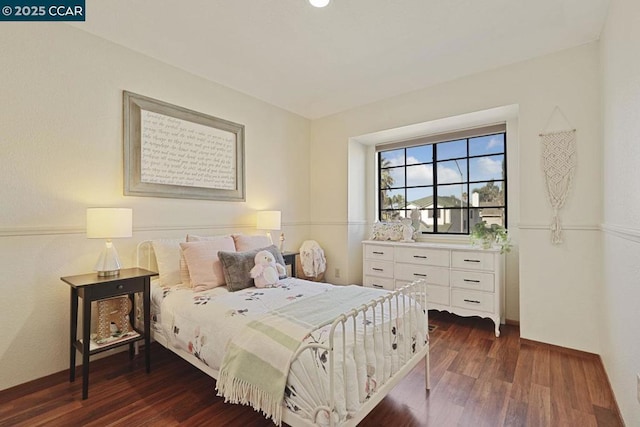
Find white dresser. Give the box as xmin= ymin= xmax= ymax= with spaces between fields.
xmin=362 ymin=240 xmax=504 ymax=337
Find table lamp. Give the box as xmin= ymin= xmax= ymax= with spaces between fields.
xmin=86 ymin=208 xmax=133 ymax=277
xmin=256 ymin=210 xmax=283 ymax=252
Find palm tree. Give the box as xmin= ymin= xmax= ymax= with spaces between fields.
xmin=380 ymin=158 xmax=395 ymax=211
xmin=380 ymin=159 xmax=394 ymax=190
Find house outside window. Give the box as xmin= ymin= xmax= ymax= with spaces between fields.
xmin=377 ymin=125 xmax=507 ymax=235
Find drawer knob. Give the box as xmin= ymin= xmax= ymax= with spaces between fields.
xmin=413 ymin=255 xmax=427 ymax=259
xmin=463 ymin=299 xmax=481 ymax=304
xmin=413 ymin=273 xmax=427 ymax=277
xmin=116 ymin=284 xmax=124 ymax=290
xmin=372 ymin=284 xmax=383 ymax=289
xmin=373 ymin=251 xmax=384 ymax=255
xmin=464 ymin=259 xmax=481 ymax=263
xmin=463 ymin=279 xmax=481 ymax=283
xmin=372 ymin=268 xmax=384 ymax=272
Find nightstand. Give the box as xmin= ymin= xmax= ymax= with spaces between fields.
xmin=282 ymin=251 xmax=299 ymax=278
xmin=61 ymin=267 xmax=158 ymax=399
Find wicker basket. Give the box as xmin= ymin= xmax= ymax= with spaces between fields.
xmin=294 ymin=254 xmax=325 ymax=282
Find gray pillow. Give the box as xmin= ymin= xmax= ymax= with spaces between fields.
xmin=218 ymin=245 xmax=287 ymax=292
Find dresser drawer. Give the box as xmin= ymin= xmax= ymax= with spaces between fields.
xmin=450 ymin=270 xmax=494 ymax=292
xmin=363 ymin=260 xmax=394 ymax=279
xmin=364 ymin=244 xmax=394 ymax=261
xmin=451 ymin=250 xmax=495 ymax=271
xmin=427 ymin=284 xmax=450 ymax=306
xmin=396 ymin=247 xmax=449 ymax=267
xmin=395 ymin=263 xmax=449 ymax=286
xmin=451 ymin=289 xmax=494 ymax=313
xmin=364 ymin=276 xmax=395 ymax=291
xmin=395 ymin=280 xmax=447 ymax=308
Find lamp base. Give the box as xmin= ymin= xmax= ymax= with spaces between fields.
xmin=97 ymin=269 xmax=120 ymax=277
xmin=94 ymin=240 xmax=123 ymax=277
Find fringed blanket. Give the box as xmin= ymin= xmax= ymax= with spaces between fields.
xmin=216 ymin=285 xmax=383 ymax=426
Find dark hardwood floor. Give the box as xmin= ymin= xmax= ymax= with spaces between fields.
xmin=0 ymin=311 xmax=623 ymax=426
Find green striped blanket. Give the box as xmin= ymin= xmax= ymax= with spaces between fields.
xmin=215 ymin=285 xmax=385 ymax=426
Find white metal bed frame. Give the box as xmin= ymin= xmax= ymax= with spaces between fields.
xmin=137 ymin=240 xmax=430 ymax=427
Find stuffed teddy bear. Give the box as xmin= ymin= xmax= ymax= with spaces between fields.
xmin=250 ymin=250 xmax=286 ymax=288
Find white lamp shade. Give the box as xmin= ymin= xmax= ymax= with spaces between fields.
xmin=256 ymin=210 xmax=281 ymax=231
xmin=87 ymin=208 xmax=133 ymax=239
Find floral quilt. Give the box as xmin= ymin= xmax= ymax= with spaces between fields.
xmin=151 ymin=278 xmax=428 ymax=426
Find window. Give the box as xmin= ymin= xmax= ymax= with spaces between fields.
xmin=378 ymin=125 xmax=507 ymax=235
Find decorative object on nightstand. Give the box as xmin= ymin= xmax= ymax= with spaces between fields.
xmin=86 ymin=208 xmax=133 ymax=277
xmin=95 ymin=296 xmax=135 ymax=344
xmin=256 ymin=210 xmax=284 ymax=252
xmin=61 ymin=268 xmax=157 ymax=399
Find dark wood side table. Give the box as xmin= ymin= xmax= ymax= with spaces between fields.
xmin=282 ymin=252 xmax=299 ymax=278
xmin=61 ymin=267 xmax=158 ymax=399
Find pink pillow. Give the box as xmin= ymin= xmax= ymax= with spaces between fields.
xmin=232 ymin=234 xmax=272 ymax=252
xmin=187 ymin=234 xmax=234 ymax=242
xmin=180 ymin=237 xmax=235 ymax=292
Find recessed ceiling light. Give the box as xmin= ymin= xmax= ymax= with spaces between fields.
xmin=309 ymin=0 xmax=330 ymax=7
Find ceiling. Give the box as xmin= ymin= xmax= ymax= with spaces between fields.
xmin=72 ymin=0 xmax=610 ymax=119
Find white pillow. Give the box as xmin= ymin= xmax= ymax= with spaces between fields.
xmin=151 ymin=239 xmax=185 ymax=287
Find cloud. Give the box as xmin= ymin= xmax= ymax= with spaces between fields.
xmin=487 ymin=136 xmax=502 ymax=149
xmin=407 ymin=159 xmax=433 ymax=185
xmin=383 ymin=152 xmax=404 ymax=167
xmin=476 ymin=157 xmax=502 ymax=178
xmin=437 ymin=165 xmax=463 ymax=184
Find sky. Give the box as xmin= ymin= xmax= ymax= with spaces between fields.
xmin=380 ymin=134 xmax=505 ymax=203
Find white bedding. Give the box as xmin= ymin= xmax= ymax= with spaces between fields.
xmin=150 ymin=278 xmax=428 ymax=426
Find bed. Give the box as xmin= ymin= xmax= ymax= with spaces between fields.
xmin=137 ymin=238 xmax=430 ymax=426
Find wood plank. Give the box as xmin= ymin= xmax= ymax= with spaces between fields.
xmin=526 ymin=383 xmax=551 ymax=426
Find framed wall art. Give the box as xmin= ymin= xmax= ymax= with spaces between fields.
xmin=123 ymin=91 xmax=245 ymax=201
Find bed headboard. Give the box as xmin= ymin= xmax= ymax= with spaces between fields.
xmin=136 ymin=240 xmax=158 ymax=272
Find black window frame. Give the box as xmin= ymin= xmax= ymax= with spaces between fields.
xmin=377 ymin=129 xmax=507 ymax=235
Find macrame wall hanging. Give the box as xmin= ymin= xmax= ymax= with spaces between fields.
xmin=540 ymin=107 xmax=576 ymax=244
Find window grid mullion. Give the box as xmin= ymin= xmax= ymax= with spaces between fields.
xmin=432 ymin=143 xmax=438 ymax=233
xmin=377 ymin=131 xmax=506 ymax=235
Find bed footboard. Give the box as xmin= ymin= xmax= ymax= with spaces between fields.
xmin=284 ymin=280 xmax=430 ymax=427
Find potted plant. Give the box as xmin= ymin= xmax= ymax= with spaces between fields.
xmin=470 ymin=221 xmax=511 ymax=254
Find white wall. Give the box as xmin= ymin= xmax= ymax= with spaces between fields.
xmin=600 ymin=0 xmax=640 ymax=424
xmin=311 ymin=42 xmax=603 ymax=353
xmin=0 ymin=24 xmax=311 ymax=391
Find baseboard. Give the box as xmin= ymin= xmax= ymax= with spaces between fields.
xmin=519 ymin=338 xmax=600 ymax=360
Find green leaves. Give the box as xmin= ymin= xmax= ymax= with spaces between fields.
xmin=470 ymin=221 xmax=511 ymax=254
